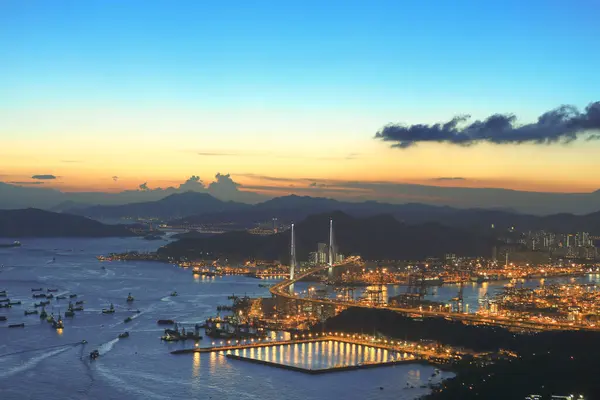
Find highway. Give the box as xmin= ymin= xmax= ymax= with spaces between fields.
xmin=269 ymin=260 xmax=600 ymax=332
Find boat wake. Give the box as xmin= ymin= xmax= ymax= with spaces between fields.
xmin=95 ymin=364 xmax=170 ymax=400
xmin=98 ymin=338 xmax=119 ymax=355
xmin=0 ymin=346 xmax=72 ymax=379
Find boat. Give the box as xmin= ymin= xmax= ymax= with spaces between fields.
xmin=46 ymin=294 xmax=54 ymax=299
xmin=0 ymin=290 xmax=6 ymax=296
xmin=39 ymin=307 xmax=47 ymax=319
xmin=75 ymin=300 xmax=84 ymax=305
xmin=72 ymin=306 xmax=84 ymax=311
xmin=0 ymin=241 xmax=21 ymax=248
xmin=69 ymin=294 xmax=77 ymax=298
xmin=0 ymin=316 xmax=6 ymax=321
xmin=0 ymin=298 xmax=9 ymax=303
xmin=31 ymin=288 xmax=43 ymax=292
xmin=102 ymin=303 xmax=115 ymax=314
xmin=124 ymin=316 xmax=132 ymax=323
xmin=126 ymin=293 xmax=134 ymax=302
xmin=64 ymin=310 xmax=75 ymax=317
xmin=90 ymin=350 xmax=100 ymax=360
xmin=9 ymin=301 xmax=21 ymax=305
xmin=53 ymin=314 xmax=64 ymax=329
xmin=160 ymin=334 xmax=179 ymax=341
xmin=47 ymin=288 xmax=58 ymax=292
xmin=118 ymin=331 xmax=129 ymax=339
xmin=56 ymin=295 xmax=67 ymax=300
xmin=192 ymin=267 xmax=201 ymax=274
xmin=157 ymin=319 xmax=175 ymax=325
xmin=170 ymin=291 xmax=178 ymax=297
xmin=9 ymin=323 xmax=25 ymax=328
xmin=0 ymin=303 xmax=11 ymax=308
xmin=24 ymin=310 xmax=38 ymax=315
xmin=32 ymin=293 xmax=46 ymax=298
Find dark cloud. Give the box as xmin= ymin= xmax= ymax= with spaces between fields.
xmin=9 ymin=181 xmax=45 ymax=185
xmin=31 ymin=174 xmax=57 ymax=180
xmin=433 ymin=177 xmax=466 ymax=181
xmin=376 ymin=101 xmax=600 ymax=148
xmin=112 ymin=176 xmax=119 ymax=182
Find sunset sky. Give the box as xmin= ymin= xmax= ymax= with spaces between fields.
xmin=2 ymin=0 xmax=600 ymax=195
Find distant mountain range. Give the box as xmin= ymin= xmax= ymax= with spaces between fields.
xmin=4 ymin=179 xmax=600 ymax=215
xmin=0 ymin=209 xmax=136 ymax=237
xmin=157 ymin=211 xmax=496 ymax=261
xmin=67 ymin=192 xmax=250 ymax=220
xmin=69 ymin=193 xmax=600 ymax=235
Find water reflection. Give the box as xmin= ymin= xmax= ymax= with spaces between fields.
xmin=239 ymin=341 xmax=402 ymax=369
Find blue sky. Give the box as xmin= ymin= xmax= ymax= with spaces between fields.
xmin=1 ymin=0 xmax=599 ymax=193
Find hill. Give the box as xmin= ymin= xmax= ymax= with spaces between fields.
xmin=67 ymin=191 xmax=250 ymax=220
xmin=158 ymin=211 xmax=495 ymax=261
xmin=175 ymin=194 xmax=600 ymax=235
xmin=0 ymin=209 xmax=136 ymax=237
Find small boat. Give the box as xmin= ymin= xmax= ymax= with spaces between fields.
xmin=39 ymin=307 xmax=47 ymax=319
xmin=9 ymin=301 xmax=21 ymax=306
xmin=72 ymin=306 xmax=84 ymax=311
xmin=64 ymin=310 xmax=75 ymax=317
xmin=90 ymin=350 xmax=100 ymax=359
xmin=0 ymin=316 xmax=6 ymax=321
xmin=0 ymin=241 xmax=21 ymax=248
xmin=170 ymin=291 xmax=178 ymax=297
xmin=118 ymin=331 xmax=129 ymax=339
xmin=0 ymin=303 xmax=11 ymax=308
xmin=126 ymin=293 xmax=134 ymax=303
xmin=157 ymin=319 xmax=175 ymax=325
xmin=0 ymin=290 xmax=6 ymax=297
xmin=69 ymin=294 xmax=77 ymax=298
xmin=124 ymin=316 xmax=132 ymax=323
xmin=160 ymin=334 xmax=179 ymax=342
xmin=32 ymin=293 xmax=46 ymax=298
xmin=46 ymin=294 xmax=54 ymax=299
xmin=53 ymin=315 xmax=64 ymax=329
xmin=75 ymin=300 xmax=84 ymax=305
xmin=24 ymin=310 xmax=38 ymax=315
xmin=102 ymin=303 xmax=115 ymax=314
xmin=9 ymin=323 xmax=25 ymax=328
xmin=56 ymin=295 xmax=67 ymax=300
xmin=0 ymin=298 xmax=9 ymax=303
xmin=31 ymin=288 xmax=43 ymax=292
xmin=47 ymin=288 xmax=58 ymax=293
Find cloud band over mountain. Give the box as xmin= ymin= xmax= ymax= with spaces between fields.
xmin=375 ymin=101 xmax=600 ymax=148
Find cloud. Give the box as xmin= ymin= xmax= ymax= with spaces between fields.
xmin=112 ymin=176 xmax=119 ymax=182
xmin=433 ymin=177 xmax=466 ymax=181
xmin=309 ymin=182 xmax=327 ymax=188
xmin=31 ymin=174 xmax=57 ymax=180
xmin=178 ymin=175 xmax=206 ymax=191
xmin=197 ymin=152 xmax=236 ymax=156
xmin=376 ymin=101 xmax=600 ymax=148
xmin=9 ymin=181 xmax=45 ymax=185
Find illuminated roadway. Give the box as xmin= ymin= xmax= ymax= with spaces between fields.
xmin=269 ymin=259 xmax=600 ymax=332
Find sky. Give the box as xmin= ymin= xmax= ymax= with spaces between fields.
xmin=1 ymin=0 xmax=600 ymax=197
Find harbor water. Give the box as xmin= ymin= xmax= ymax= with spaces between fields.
xmin=0 ymin=238 xmax=451 ymax=400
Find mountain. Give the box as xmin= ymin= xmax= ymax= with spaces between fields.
xmin=67 ymin=192 xmax=250 ymax=220
xmin=174 ymin=194 xmax=600 ymax=235
xmin=0 ymin=209 xmax=136 ymax=237
xmin=158 ymin=211 xmax=495 ymax=261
